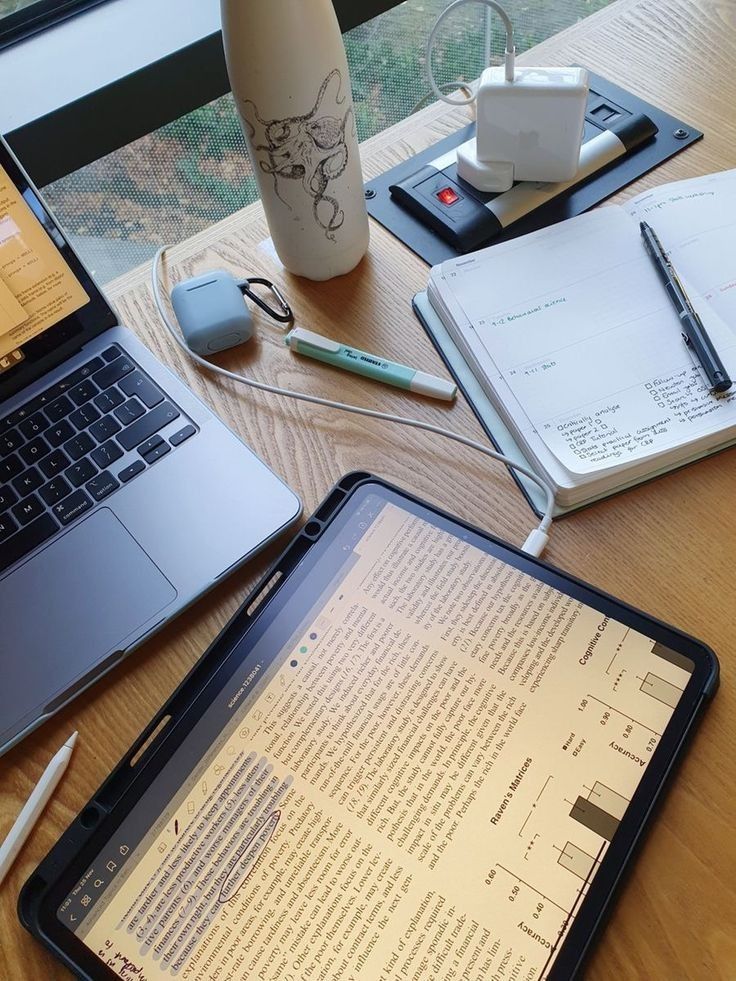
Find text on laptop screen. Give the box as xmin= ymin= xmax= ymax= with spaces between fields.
xmin=0 ymin=163 xmax=90 ymax=373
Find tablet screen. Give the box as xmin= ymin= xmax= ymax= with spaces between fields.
xmin=56 ymin=484 xmax=698 ymax=980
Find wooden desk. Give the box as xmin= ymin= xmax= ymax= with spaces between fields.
xmin=2 ymin=0 xmax=735 ymax=976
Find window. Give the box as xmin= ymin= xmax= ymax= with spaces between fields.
xmin=38 ymin=0 xmax=614 ymax=283
xmin=0 ymin=0 xmax=107 ymax=49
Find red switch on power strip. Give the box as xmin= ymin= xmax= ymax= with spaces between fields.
xmin=436 ymin=186 xmax=461 ymax=207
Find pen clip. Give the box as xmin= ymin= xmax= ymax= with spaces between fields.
xmin=681 ymin=332 xmax=720 ymax=394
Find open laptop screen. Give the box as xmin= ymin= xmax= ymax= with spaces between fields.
xmin=0 ymin=138 xmax=117 ymax=403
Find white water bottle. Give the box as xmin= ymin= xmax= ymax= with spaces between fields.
xmin=221 ymin=0 xmax=370 ymax=281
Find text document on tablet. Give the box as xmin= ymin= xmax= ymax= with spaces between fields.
xmin=49 ymin=486 xmax=704 ymax=981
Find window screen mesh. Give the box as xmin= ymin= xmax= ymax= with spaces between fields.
xmin=41 ymin=0 xmax=612 ymax=283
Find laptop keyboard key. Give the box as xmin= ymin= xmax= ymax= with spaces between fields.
xmin=0 ymin=512 xmax=19 ymax=541
xmin=12 ymin=467 xmax=43 ymax=497
xmin=44 ymin=395 xmax=74 ymax=423
xmin=137 ymin=435 xmax=164 ymax=457
xmin=19 ymin=435 xmax=50 ymax=466
xmin=19 ymin=413 xmax=50 ymax=439
xmin=0 ymin=453 xmax=23 ymax=481
xmin=101 ymin=345 xmax=121 ymax=362
xmin=69 ymin=357 xmax=104 ymax=381
xmin=64 ymin=432 xmax=95 ymax=461
xmin=53 ymin=490 xmax=93 ymax=526
xmin=12 ymin=493 xmax=45 ymax=526
xmin=0 ymin=486 xmax=19 ymax=511
xmin=65 ymin=458 xmax=97 ymax=488
xmin=70 ymin=403 xmax=101 ymax=430
xmin=40 ymin=448 xmax=70 ymax=478
xmin=94 ymin=388 xmax=124 ymax=413
xmin=117 ymin=402 xmax=180 ymax=451
xmin=1 ymin=409 xmax=26 ymax=432
xmin=25 ymin=388 xmax=60 ymax=416
xmin=0 ymin=513 xmax=58 ymax=573
xmin=119 ymin=371 xmax=164 ymax=408
xmin=92 ymin=356 xmax=135 ymax=390
xmin=114 ymin=398 xmax=145 ymax=426
xmin=86 ymin=471 xmax=120 ymax=502
xmin=40 ymin=476 xmax=72 ymax=506
xmin=142 ymin=442 xmax=171 ymax=465
xmin=0 ymin=429 xmax=23 ymax=456
xmin=169 ymin=424 xmax=196 ymax=447
xmin=89 ymin=415 xmax=121 ymax=442
xmin=68 ymin=379 xmax=98 ymax=406
xmin=119 ymin=460 xmax=145 ymax=483
xmin=48 ymin=420 xmax=75 ymax=447
xmin=91 ymin=440 xmax=123 ymax=469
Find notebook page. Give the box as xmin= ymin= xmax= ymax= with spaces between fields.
xmin=428 ymin=272 xmax=580 ymax=496
xmin=626 ymin=169 xmax=736 ymax=334
xmin=434 ymin=205 xmax=736 ymax=476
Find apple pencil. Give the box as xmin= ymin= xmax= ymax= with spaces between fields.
xmin=0 ymin=731 xmax=78 ymax=887
xmin=285 ymin=327 xmax=457 ymax=401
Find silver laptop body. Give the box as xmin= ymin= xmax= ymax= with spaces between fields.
xmin=0 ymin=138 xmax=301 ymax=756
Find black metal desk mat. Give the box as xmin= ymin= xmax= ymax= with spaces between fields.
xmin=365 ymin=70 xmax=702 ymax=266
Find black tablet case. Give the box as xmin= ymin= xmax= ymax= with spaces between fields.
xmin=19 ymin=473 xmax=719 ymax=981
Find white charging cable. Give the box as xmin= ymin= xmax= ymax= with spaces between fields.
xmin=151 ymin=247 xmax=555 ymax=557
xmin=427 ymin=0 xmax=515 ymax=105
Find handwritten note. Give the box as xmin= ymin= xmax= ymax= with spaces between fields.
xmin=434 ymin=171 xmax=736 ymax=476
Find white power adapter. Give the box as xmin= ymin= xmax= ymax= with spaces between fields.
xmin=427 ymin=0 xmax=589 ymax=193
xmin=458 ymin=66 xmax=589 ymax=192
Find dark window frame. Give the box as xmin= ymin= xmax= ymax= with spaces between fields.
xmin=0 ymin=0 xmax=404 ymax=187
xmin=0 ymin=0 xmax=108 ymax=52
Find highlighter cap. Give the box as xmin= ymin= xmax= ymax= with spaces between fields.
xmin=410 ymin=370 xmax=457 ymax=401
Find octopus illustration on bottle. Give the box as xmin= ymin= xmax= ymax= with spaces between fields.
xmin=243 ymin=69 xmax=353 ymax=240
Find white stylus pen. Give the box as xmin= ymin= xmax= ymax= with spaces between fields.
xmin=0 ymin=731 xmax=78 ymax=887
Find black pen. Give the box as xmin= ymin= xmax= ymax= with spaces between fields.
xmin=640 ymin=220 xmax=732 ymax=394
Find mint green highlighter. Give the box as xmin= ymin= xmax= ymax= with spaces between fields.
xmin=285 ymin=327 xmax=457 ymax=401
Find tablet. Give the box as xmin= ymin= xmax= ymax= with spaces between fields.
xmin=20 ymin=474 xmax=719 ymax=981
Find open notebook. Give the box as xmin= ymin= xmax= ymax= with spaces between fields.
xmin=425 ymin=170 xmax=736 ymax=509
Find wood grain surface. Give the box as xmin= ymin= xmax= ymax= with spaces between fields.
xmin=2 ymin=0 xmax=736 ymax=977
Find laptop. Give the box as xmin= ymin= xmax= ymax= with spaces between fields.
xmin=0 ymin=137 xmax=302 ymax=756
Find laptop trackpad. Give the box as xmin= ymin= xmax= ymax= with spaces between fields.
xmin=0 ymin=509 xmax=177 ymax=739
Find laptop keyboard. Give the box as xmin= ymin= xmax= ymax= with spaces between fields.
xmin=0 ymin=344 xmax=197 ymax=575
